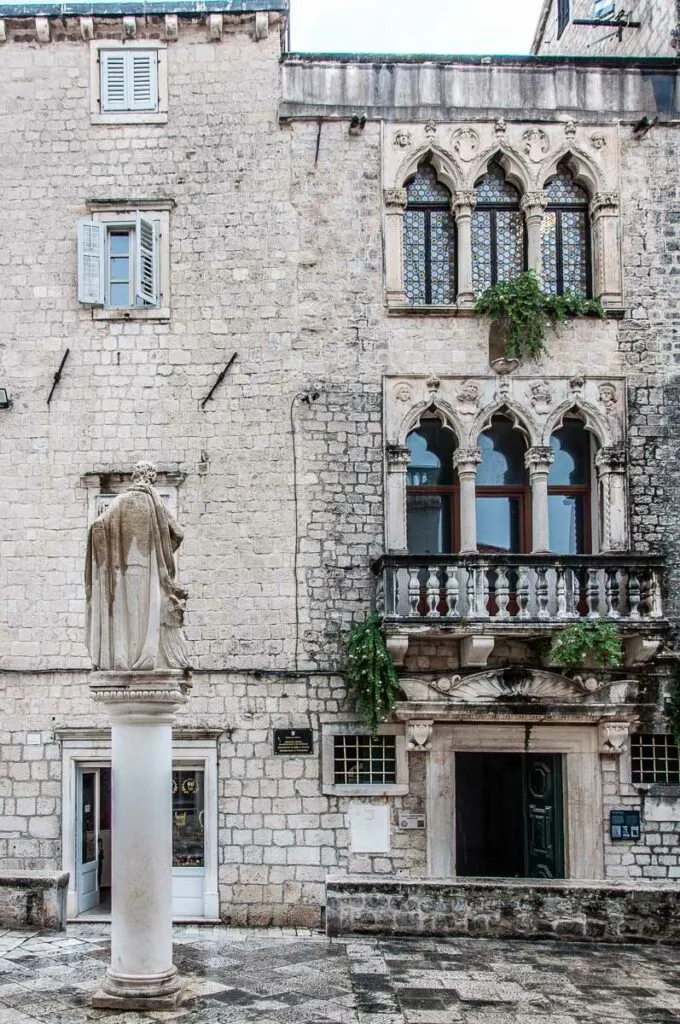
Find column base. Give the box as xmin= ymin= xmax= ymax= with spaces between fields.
xmin=92 ymin=965 xmax=186 ymax=1010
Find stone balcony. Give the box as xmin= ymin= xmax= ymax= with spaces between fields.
xmin=373 ymin=553 xmax=666 ymax=668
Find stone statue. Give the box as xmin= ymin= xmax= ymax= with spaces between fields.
xmin=85 ymin=461 xmax=191 ymax=672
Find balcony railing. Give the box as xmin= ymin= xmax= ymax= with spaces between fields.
xmin=373 ymin=554 xmax=665 ymax=624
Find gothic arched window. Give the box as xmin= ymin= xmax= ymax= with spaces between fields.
xmin=472 ymin=162 xmax=525 ymax=295
xmin=542 ymin=166 xmax=591 ymax=297
xmin=548 ymin=418 xmax=592 ymax=553
xmin=406 ymin=418 xmax=459 ymax=553
xmin=476 ymin=416 xmax=530 ymax=553
xmin=403 ymin=163 xmax=456 ymax=306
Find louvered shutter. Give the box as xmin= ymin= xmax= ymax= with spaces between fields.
xmin=77 ymin=221 xmax=105 ymax=305
xmin=100 ymin=52 xmax=127 ymax=111
xmin=135 ymin=213 xmax=159 ymax=306
xmin=131 ymin=52 xmax=158 ymax=111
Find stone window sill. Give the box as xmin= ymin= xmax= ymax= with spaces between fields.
xmin=322 ymin=784 xmax=410 ymax=797
xmin=91 ymin=112 xmax=168 ymax=126
xmin=93 ymin=307 xmax=170 ymax=322
xmin=387 ymin=303 xmax=474 ymax=317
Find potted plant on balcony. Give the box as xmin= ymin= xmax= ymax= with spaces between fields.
xmin=475 ymin=270 xmax=604 ymax=366
xmin=345 ymin=613 xmax=400 ymax=734
xmin=549 ymin=619 xmax=623 ymax=669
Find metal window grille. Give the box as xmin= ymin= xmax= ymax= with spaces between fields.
xmin=472 ymin=163 xmax=524 ymax=295
xmin=557 ymin=0 xmax=570 ymax=37
xmin=631 ymin=734 xmax=680 ymax=784
xmin=542 ymin=172 xmax=591 ymax=297
xmin=333 ymin=735 xmax=397 ymax=785
xmin=404 ymin=164 xmax=456 ymax=305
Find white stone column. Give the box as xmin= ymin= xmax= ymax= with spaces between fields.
xmin=90 ymin=671 xmax=190 ymax=1011
xmin=453 ymin=447 xmax=482 ymax=554
xmin=525 ymin=446 xmax=554 ymax=554
xmin=520 ymin=191 xmax=548 ymax=279
xmin=595 ymin=446 xmax=628 ymax=551
xmin=384 ymin=188 xmax=408 ymax=305
xmin=386 ymin=444 xmax=411 ymax=551
xmin=590 ymin=192 xmax=623 ymax=307
xmin=452 ymin=190 xmax=476 ymax=308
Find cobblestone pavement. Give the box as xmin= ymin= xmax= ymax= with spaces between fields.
xmin=0 ymin=925 xmax=679 ymax=1024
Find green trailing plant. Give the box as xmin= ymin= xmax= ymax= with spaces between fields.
xmin=550 ymin=619 xmax=623 ymax=669
xmin=474 ymin=270 xmax=605 ymax=362
xmin=345 ymin=613 xmax=400 ymax=734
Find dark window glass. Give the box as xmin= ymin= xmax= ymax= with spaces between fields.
xmin=476 ymin=417 xmax=529 ymax=553
xmin=548 ymin=421 xmax=591 ymax=554
xmin=472 ymin=163 xmax=524 ymax=295
xmin=406 ymin=419 xmax=458 ymax=553
xmin=558 ymin=0 xmax=570 ymax=37
xmin=404 ymin=163 xmax=456 ymax=305
xmin=172 ymin=769 xmax=205 ymax=867
xmin=333 ymin=735 xmax=397 ymax=785
xmin=477 ymin=418 xmax=525 ymax=486
xmin=631 ymin=735 xmax=680 ymax=784
xmin=542 ymin=169 xmax=590 ymax=297
xmin=549 ymin=422 xmax=589 ymax=485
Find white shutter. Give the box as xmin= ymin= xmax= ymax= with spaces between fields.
xmin=100 ymin=52 xmax=127 ymax=111
xmin=131 ymin=52 xmax=158 ymax=111
xmin=77 ymin=220 xmax=105 ymax=305
xmin=135 ymin=213 xmax=158 ymax=306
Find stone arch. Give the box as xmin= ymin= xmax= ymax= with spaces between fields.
xmin=470 ymin=400 xmax=539 ymax=448
xmin=538 ymin=147 xmax=605 ymax=199
xmin=395 ymin=145 xmax=462 ymax=196
xmin=469 ymin=146 xmax=532 ymax=195
xmin=542 ymin=400 xmax=613 ymax=448
xmin=398 ymin=399 xmax=464 ymax=448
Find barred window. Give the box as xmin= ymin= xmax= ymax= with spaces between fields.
xmin=333 ymin=735 xmax=397 ymax=786
xmin=403 ymin=163 xmax=456 ymax=306
xmin=631 ymin=734 xmax=680 ymax=784
xmin=542 ymin=167 xmax=591 ymax=298
xmin=472 ymin=162 xmax=524 ymax=296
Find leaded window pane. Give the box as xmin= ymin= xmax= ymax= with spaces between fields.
xmin=472 ymin=164 xmax=524 ymax=294
xmin=496 ymin=210 xmax=524 ymax=283
xmin=471 ymin=210 xmax=493 ymax=295
xmin=561 ymin=209 xmax=588 ymax=295
xmin=541 ymin=210 xmax=559 ymax=294
xmin=429 ymin=210 xmax=456 ymax=304
xmin=407 ymin=163 xmax=451 ymax=204
xmin=403 ymin=163 xmax=455 ymax=305
xmin=475 ymin=162 xmax=520 ymax=205
xmin=404 ymin=210 xmax=427 ymax=304
xmin=546 ymin=173 xmax=588 ymax=205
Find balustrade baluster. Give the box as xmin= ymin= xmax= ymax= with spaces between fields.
xmin=408 ymin=567 xmax=420 ymax=617
xmin=376 ymin=575 xmax=385 ymax=617
xmin=517 ymin=565 xmax=531 ymax=619
xmin=536 ymin=566 xmax=549 ymax=619
xmin=605 ymin=567 xmax=621 ymax=618
xmin=466 ymin=564 xmax=476 ymax=617
xmin=496 ymin=567 xmax=510 ymax=619
xmin=426 ymin=566 xmax=440 ymax=617
xmin=627 ymin=571 xmax=641 ymax=620
xmin=555 ymin=566 xmax=568 ymax=619
xmin=651 ymin=570 xmax=663 ymax=618
xmin=479 ymin=564 xmax=490 ymax=618
xmin=445 ymin=566 xmax=459 ymax=618
xmin=586 ymin=568 xmax=600 ymax=618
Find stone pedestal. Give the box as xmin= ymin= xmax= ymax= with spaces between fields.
xmin=89 ymin=670 xmax=190 ymax=1011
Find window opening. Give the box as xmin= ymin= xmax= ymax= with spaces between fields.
xmin=100 ymin=49 xmax=158 ymax=113
xmin=403 ymin=163 xmax=456 ymax=305
xmin=472 ymin=162 xmax=525 ymax=296
xmin=333 ymin=735 xmax=397 ymax=785
xmin=631 ymin=735 xmax=680 ymax=784
xmin=476 ymin=416 xmax=530 ymax=554
xmin=557 ymin=0 xmax=570 ymax=37
xmin=548 ymin=419 xmax=592 ymax=554
xmin=107 ymin=230 xmax=133 ymax=307
xmin=542 ymin=165 xmax=591 ymax=297
xmin=172 ymin=768 xmax=205 ymax=868
xmin=406 ymin=417 xmax=459 ymax=554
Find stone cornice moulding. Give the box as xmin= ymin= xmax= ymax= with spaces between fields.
xmin=397 ymin=668 xmax=642 ymax=705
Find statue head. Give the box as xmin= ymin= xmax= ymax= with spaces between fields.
xmin=131 ymin=460 xmax=158 ymax=485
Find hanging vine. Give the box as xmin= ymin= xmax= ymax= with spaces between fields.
xmin=345 ymin=614 xmax=400 ymax=734
xmin=550 ymin=620 xmax=623 ymax=669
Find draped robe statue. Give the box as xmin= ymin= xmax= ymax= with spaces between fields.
xmin=85 ymin=461 xmax=191 ymax=672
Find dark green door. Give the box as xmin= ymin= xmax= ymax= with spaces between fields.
xmin=455 ymin=752 xmax=564 ymax=879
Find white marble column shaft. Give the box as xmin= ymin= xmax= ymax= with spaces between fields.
xmin=453 ymin=191 xmax=476 ymax=307
xmin=526 ymin=446 xmax=554 ymax=554
xmin=454 ymin=447 xmax=482 ymax=554
xmin=386 ymin=444 xmax=411 ymax=551
xmin=521 ymin=192 xmax=548 ymax=280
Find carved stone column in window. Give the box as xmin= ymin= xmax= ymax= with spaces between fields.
xmin=520 ymin=191 xmax=548 ymax=279
xmin=384 ymin=188 xmax=408 ymax=305
xmin=590 ymin=192 xmax=623 ymax=307
xmin=386 ymin=444 xmax=411 ymax=551
xmin=595 ymin=446 xmax=627 ymax=551
xmin=452 ymin=190 xmax=476 ymax=308
xmin=525 ymin=446 xmax=554 ymax=553
xmin=453 ymin=447 xmax=482 ymax=553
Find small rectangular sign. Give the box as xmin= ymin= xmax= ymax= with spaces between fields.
xmin=610 ymin=809 xmax=641 ymax=841
xmin=273 ymin=728 xmax=314 ymax=756
xmin=398 ymin=812 xmax=426 ymax=830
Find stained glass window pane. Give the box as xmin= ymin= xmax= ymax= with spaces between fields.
xmin=496 ymin=210 xmax=524 ymax=283
xmin=541 ymin=210 xmax=558 ymax=294
xmin=471 ymin=210 xmax=493 ymax=294
xmin=546 ymin=173 xmax=588 ymax=205
xmin=475 ymin=162 xmax=520 ymax=205
xmin=407 ymin=163 xmax=451 ymax=205
xmin=404 ymin=209 xmax=426 ymax=304
xmin=561 ymin=209 xmax=588 ymax=295
xmin=429 ymin=210 xmax=456 ymax=304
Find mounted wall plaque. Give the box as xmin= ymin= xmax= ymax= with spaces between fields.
xmin=273 ymin=728 xmax=314 ymax=756
xmin=610 ymin=809 xmax=641 ymax=840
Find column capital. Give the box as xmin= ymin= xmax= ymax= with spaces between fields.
xmin=590 ymin=191 xmax=619 ymax=217
xmin=525 ymin=446 xmax=554 ymax=473
xmin=595 ymin=445 xmax=626 ymax=474
xmin=386 ymin=443 xmax=411 ymax=470
xmin=90 ymin=670 xmax=190 ymax=723
xmin=520 ymin=190 xmax=548 ymax=216
xmin=452 ymin=190 xmax=477 ymax=214
xmin=453 ymin=447 xmax=482 ymax=471
xmin=384 ymin=187 xmax=408 ymax=211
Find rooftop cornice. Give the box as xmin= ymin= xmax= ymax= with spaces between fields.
xmin=282 ymin=51 xmax=680 ymax=70
xmin=0 ymin=0 xmax=287 ymax=14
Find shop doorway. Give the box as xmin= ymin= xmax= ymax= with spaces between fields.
xmin=455 ymin=753 xmax=564 ymax=878
xmin=76 ymin=766 xmax=111 ymax=914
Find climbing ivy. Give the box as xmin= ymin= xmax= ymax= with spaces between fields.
xmin=550 ymin=619 xmax=623 ymax=669
xmin=474 ymin=270 xmax=605 ymax=361
xmin=345 ymin=614 xmax=400 ymax=735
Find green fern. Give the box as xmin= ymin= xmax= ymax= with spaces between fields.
xmin=345 ymin=614 xmax=400 ymax=734
xmin=550 ymin=619 xmax=623 ymax=669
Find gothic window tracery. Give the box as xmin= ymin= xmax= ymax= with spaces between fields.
xmin=472 ymin=162 xmax=525 ymax=295
xmin=406 ymin=416 xmax=459 ymax=553
xmin=403 ymin=162 xmax=457 ymax=305
xmin=548 ymin=417 xmax=593 ymax=554
xmin=541 ymin=165 xmax=591 ymax=297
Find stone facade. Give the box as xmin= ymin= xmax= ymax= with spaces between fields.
xmin=1 ymin=4 xmax=679 ymax=927
xmin=533 ymin=0 xmax=680 ymax=57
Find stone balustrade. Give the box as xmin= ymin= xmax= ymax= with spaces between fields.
xmin=374 ymin=554 xmax=665 ymax=624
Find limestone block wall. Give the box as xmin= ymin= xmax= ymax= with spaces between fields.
xmin=534 ymin=0 xmax=679 ymax=57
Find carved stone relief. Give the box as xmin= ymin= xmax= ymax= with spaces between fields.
xmin=451 ymin=127 xmax=479 ymax=162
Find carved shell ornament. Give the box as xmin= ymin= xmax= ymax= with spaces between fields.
xmin=451 ymin=127 xmax=480 ymax=162
xmin=521 ymin=128 xmax=550 ymax=163
xmin=426 ymin=669 xmax=606 ymax=702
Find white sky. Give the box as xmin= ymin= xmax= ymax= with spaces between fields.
xmin=289 ymin=0 xmax=547 ymax=55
